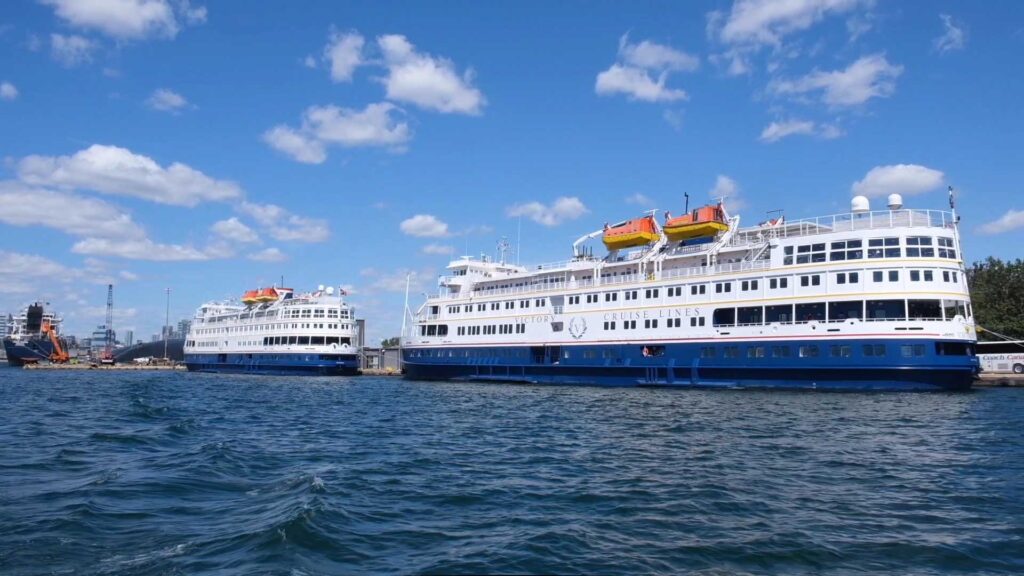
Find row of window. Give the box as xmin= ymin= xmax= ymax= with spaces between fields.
xmin=711 ymin=299 xmax=970 ymax=326
xmin=448 ymin=299 xmax=547 ymax=314
xmin=454 ymin=323 xmax=527 ymax=336
xmin=407 ymin=341 xmax=973 ymax=359
xmin=204 ymin=307 xmax=348 ymax=324
xmin=783 ymin=236 xmax=957 ymax=265
xmin=186 ymin=336 xmax=352 ymax=347
xmin=194 ymin=322 xmax=350 ymax=335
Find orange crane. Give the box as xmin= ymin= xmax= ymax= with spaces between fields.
xmin=41 ymin=319 xmax=69 ymax=363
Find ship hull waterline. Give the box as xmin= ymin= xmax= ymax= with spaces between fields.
xmin=184 ymin=353 xmax=360 ymax=376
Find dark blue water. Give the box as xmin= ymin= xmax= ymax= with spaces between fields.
xmin=1 ymin=371 xmax=1022 ymax=575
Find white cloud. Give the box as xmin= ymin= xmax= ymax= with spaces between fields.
xmin=768 ymin=53 xmax=903 ymax=108
xmin=758 ymin=118 xmax=842 ymax=142
xmin=211 ymin=217 xmax=259 ymax=243
xmin=303 ymin=54 xmax=317 ymax=68
xmin=595 ymin=34 xmax=696 ymax=103
xmin=507 ymin=197 xmax=589 ymax=227
xmin=41 ymin=0 xmax=205 ymax=40
xmin=595 ymin=65 xmax=688 ymax=102
xmin=17 ymin=144 xmax=242 ymax=207
xmin=51 ymin=33 xmax=95 ymax=67
xmin=618 ymin=34 xmax=699 ymax=72
xmin=708 ymin=175 xmax=746 ymax=211
xmin=119 ymin=270 xmax=140 ymax=281
xmin=978 ymin=209 xmax=1024 ymax=235
xmin=851 ymin=164 xmax=945 ymax=198
xmin=400 ymin=214 xmax=449 ymax=238
xmin=360 ymin=267 xmax=435 ymax=293
xmin=934 ymin=14 xmax=966 ymax=54
xmin=262 ymin=125 xmax=326 ymax=164
xmin=248 ymin=247 xmax=287 ymax=262
xmin=71 ymin=237 xmax=211 ymax=261
xmin=422 ymin=243 xmax=454 ymax=255
xmin=711 ymin=0 xmax=868 ymax=48
xmin=238 ymin=201 xmax=330 ymax=243
xmin=0 ymin=251 xmax=73 ymax=294
xmin=264 ymin=102 xmax=411 ymax=162
xmin=323 ymin=30 xmax=364 ymax=82
xmin=625 ymin=192 xmax=653 ymax=206
xmin=377 ymin=34 xmax=486 ymax=115
xmin=0 ymin=182 xmax=146 ymax=239
xmin=0 ymin=81 xmax=17 ymax=100
xmin=0 ymin=182 xmax=224 ymax=261
xmin=146 ymin=88 xmax=189 ymax=112
xmin=304 ymin=103 xmax=410 ymax=148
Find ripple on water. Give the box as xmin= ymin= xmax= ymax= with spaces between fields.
xmin=1 ymin=372 xmax=1024 ymax=575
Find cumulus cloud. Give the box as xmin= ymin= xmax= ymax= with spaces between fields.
xmin=595 ymin=34 xmax=696 ymax=103
xmin=238 ymin=201 xmax=330 ymax=243
xmin=934 ymin=14 xmax=966 ymax=54
xmin=851 ymin=164 xmax=945 ymax=198
xmin=71 ymin=237 xmax=212 ymax=261
xmin=211 ymin=217 xmax=259 ymax=243
xmin=146 ymin=88 xmax=189 ymax=112
xmin=710 ymin=0 xmax=868 ymax=48
xmin=507 ymin=197 xmax=589 ymax=227
xmin=17 ymin=144 xmax=242 ymax=206
xmin=400 ymin=214 xmax=449 ymax=238
xmin=708 ymin=175 xmax=746 ymax=211
xmin=248 ymin=247 xmax=287 ymax=262
xmin=50 ymin=33 xmax=95 ymax=67
xmin=41 ymin=0 xmax=205 ymax=40
xmin=261 ymin=125 xmax=326 ymax=164
xmin=360 ymin=267 xmax=435 ymax=293
xmin=0 ymin=251 xmax=73 ymax=294
xmin=0 ymin=81 xmax=17 ymax=100
xmin=422 ymin=243 xmax=455 ymax=255
xmin=978 ymin=209 xmax=1024 ymax=235
xmin=323 ymin=30 xmax=364 ymax=82
xmin=377 ymin=34 xmax=486 ymax=115
xmin=768 ymin=53 xmax=903 ymax=108
xmin=759 ymin=118 xmax=843 ymax=142
xmin=263 ymin=102 xmax=411 ymax=163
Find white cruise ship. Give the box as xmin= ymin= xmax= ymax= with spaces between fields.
xmin=184 ymin=285 xmax=360 ymax=375
xmin=402 ymin=193 xmax=978 ymax=391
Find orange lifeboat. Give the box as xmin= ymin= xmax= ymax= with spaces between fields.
xmin=255 ymin=287 xmax=278 ymax=303
xmin=241 ymin=290 xmax=259 ymax=305
xmin=602 ymin=215 xmax=659 ymax=250
xmin=663 ymin=203 xmax=728 ymax=242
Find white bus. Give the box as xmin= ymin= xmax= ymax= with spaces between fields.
xmin=977 ymin=341 xmax=1024 ymax=374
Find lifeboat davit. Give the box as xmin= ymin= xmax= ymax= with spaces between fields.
xmin=602 ymin=215 xmax=659 ymax=250
xmin=241 ymin=290 xmax=260 ymax=305
xmin=664 ymin=204 xmax=728 ymax=242
xmin=255 ymin=287 xmax=278 ymax=303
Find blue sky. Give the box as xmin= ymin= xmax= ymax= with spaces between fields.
xmin=1 ymin=0 xmax=1023 ymax=343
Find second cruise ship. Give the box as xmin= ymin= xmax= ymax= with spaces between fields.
xmin=402 ymin=193 xmax=979 ymax=391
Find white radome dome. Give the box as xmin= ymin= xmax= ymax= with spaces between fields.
xmin=887 ymin=193 xmax=903 ymax=210
xmin=851 ymin=195 xmax=870 ymax=213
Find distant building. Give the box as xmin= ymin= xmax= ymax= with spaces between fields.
xmin=176 ymin=319 xmax=191 ymax=339
xmin=151 ymin=334 xmax=160 ymax=343
xmin=90 ymin=325 xmax=115 ymax=356
xmin=161 ymin=325 xmax=174 ymax=339
xmin=124 ymin=330 xmax=134 ymax=347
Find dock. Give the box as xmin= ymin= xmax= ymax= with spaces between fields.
xmin=975 ymin=373 xmax=1024 ymax=387
xmin=23 ymin=363 xmax=186 ymax=371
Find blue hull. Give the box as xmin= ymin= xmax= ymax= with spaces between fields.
xmin=184 ymin=352 xmax=360 ymax=376
xmin=403 ymin=338 xmax=978 ymax=392
xmin=3 ymin=337 xmax=58 ymax=367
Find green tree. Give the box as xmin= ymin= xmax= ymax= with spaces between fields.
xmin=380 ymin=337 xmax=401 ymax=348
xmin=967 ymin=257 xmax=1024 ymax=340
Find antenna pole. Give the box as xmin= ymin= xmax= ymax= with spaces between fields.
xmin=684 ymin=192 xmax=690 ymax=213
xmin=517 ymin=216 xmax=522 ymax=265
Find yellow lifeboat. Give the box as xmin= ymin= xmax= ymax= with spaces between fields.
xmin=241 ymin=290 xmax=260 ymax=305
xmin=663 ymin=204 xmax=728 ymax=242
xmin=602 ymin=216 xmax=659 ymax=250
xmin=255 ymin=287 xmax=278 ymax=302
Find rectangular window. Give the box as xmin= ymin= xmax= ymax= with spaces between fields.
xmin=837 ymin=273 xmax=846 ymax=285
xmin=724 ymin=346 xmax=740 ymax=358
xmin=829 ymin=345 xmax=852 ymax=358
xmin=910 ymin=270 xmax=920 ymax=281
xmin=737 ymin=306 xmax=763 ymax=325
xmin=645 ymin=288 xmax=659 ymax=299
xmin=765 ymin=304 xmax=793 ymax=323
xmin=713 ymin=308 xmax=736 ymax=327
xmin=867 ymin=299 xmax=906 ymax=320
xmin=924 ymin=270 xmax=933 ymax=281
xmin=625 ymin=290 xmax=638 ymax=301
xmin=795 ymin=302 xmax=826 ymax=322
xmin=772 ymin=345 xmax=791 ymax=358
xmin=873 ymin=271 xmax=883 ymax=282
xmin=799 ymin=345 xmax=819 ymax=358
xmin=849 ymin=272 xmax=859 ymax=283
xmin=889 ymin=271 xmax=899 ymax=282
xmin=747 ymin=346 xmax=766 ymax=358
xmin=863 ymin=344 xmax=885 ymax=357
xmin=908 ymin=299 xmax=942 ymax=320
xmin=829 ymin=301 xmax=863 ymax=320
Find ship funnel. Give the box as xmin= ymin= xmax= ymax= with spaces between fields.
xmin=887 ymin=193 xmax=903 ymax=210
xmin=851 ymin=195 xmax=870 ymax=213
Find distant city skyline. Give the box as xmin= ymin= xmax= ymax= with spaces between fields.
xmin=1 ymin=1 xmax=1022 ymax=343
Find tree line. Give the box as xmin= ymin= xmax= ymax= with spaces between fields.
xmin=967 ymin=257 xmax=1024 ymax=340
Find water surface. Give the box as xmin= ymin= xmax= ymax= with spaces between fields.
xmin=1 ymin=370 xmax=1022 ymax=574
